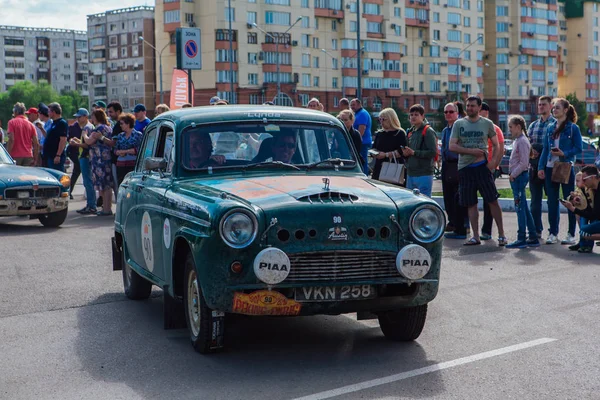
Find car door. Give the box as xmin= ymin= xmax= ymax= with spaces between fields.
xmin=137 ymin=121 xmax=175 ymax=282
xmin=124 ymin=123 xmax=159 ymax=273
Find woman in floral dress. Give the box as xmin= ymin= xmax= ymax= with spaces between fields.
xmin=83 ymin=109 xmax=114 ymax=216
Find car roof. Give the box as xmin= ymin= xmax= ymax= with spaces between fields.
xmin=153 ymin=105 xmax=342 ymax=126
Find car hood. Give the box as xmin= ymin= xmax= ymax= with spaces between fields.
xmin=183 ymin=174 xmax=409 ymax=209
xmin=0 ymin=164 xmax=61 ymax=186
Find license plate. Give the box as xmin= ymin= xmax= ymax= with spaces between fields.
xmin=23 ymin=199 xmax=46 ymax=207
xmin=295 ymin=285 xmax=376 ymax=302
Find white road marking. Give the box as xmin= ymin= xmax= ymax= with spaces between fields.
xmin=291 ymin=337 xmax=557 ymax=400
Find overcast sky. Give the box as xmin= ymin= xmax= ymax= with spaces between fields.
xmin=0 ymin=0 xmax=156 ymax=32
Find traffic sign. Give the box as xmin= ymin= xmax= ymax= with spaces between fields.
xmin=176 ymin=28 xmax=202 ymax=70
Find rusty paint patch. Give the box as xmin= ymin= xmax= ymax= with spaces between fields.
xmin=232 ymin=290 xmax=302 ymax=316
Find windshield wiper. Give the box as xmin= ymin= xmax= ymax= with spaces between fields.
xmin=306 ymin=158 xmax=357 ymax=170
xmin=243 ymin=161 xmax=301 ymax=171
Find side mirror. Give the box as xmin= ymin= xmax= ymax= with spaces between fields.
xmin=144 ymin=157 xmax=167 ymax=172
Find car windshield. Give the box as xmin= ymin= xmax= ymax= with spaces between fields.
xmin=0 ymin=144 xmax=13 ymax=164
xmin=182 ymin=122 xmax=357 ymax=170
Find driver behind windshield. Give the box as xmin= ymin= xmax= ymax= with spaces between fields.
xmin=188 ymin=131 xmax=225 ymax=168
xmin=271 ymin=133 xmax=297 ymax=163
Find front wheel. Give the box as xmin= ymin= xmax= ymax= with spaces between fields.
xmin=378 ymin=304 xmax=428 ymax=341
xmin=38 ymin=208 xmax=68 ymax=227
xmin=183 ymin=253 xmax=224 ymax=353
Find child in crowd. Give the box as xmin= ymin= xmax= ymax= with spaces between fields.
xmin=567 ymin=172 xmax=595 ymax=252
xmin=506 ymin=116 xmax=540 ymax=248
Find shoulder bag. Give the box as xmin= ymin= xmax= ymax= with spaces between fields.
xmin=551 ymin=125 xmax=572 ymax=184
xmin=379 ymin=152 xmax=405 ymax=185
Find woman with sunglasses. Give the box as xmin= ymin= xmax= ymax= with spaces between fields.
xmin=114 ymin=113 xmax=143 ymax=186
xmin=370 ymin=108 xmax=407 ymax=182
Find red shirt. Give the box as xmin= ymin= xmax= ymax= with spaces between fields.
xmin=8 ymin=116 xmax=37 ymax=158
xmin=487 ymin=124 xmax=504 ymax=164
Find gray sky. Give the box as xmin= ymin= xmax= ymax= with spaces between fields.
xmin=0 ymin=0 xmax=156 ymax=32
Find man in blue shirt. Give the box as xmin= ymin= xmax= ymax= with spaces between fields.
xmin=133 ymin=104 xmax=151 ymax=134
xmin=350 ymin=98 xmax=372 ymax=175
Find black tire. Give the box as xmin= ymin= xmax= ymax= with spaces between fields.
xmin=122 ymin=248 xmax=152 ymax=300
xmin=183 ymin=253 xmax=223 ymax=353
xmin=38 ymin=208 xmax=68 ymax=227
xmin=378 ymin=304 xmax=428 ymax=342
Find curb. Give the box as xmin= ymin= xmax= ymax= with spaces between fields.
xmin=432 ymin=196 xmax=569 ymax=214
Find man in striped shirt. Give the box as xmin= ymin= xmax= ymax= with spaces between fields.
xmin=527 ymin=95 xmax=555 ymax=238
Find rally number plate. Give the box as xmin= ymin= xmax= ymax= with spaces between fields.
xmin=294 ymin=285 xmax=376 ymax=302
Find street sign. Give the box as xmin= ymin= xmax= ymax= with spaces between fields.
xmin=176 ymin=28 xmax=202 ymax=70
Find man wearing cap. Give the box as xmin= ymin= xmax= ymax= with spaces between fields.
xmin=68 ymin=109 xmax=96 ymax=212
xmin=479 ymin=102 xmax=505 ymax=243
xmin=66 ymin=108 xmax=90 ymax=198
xmin=7 ymin=102 xmax=39 ymax=166
xmin=92 ymin=100 xmax=107 ymax=111
xmin=44 ymin=102 xmax=68 ymax=171
xmin=209 ymin=96 xmax=220 ymax=105
xmin=133 ymin=104 xmax=151 ymax=133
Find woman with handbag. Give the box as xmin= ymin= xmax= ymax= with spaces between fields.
xmin=371 ymin=108 xmax=407 ymax=184
xmin=537 ymin=98 xmax=583 ymax=244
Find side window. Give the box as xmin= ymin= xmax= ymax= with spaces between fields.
xmin=156 ymin=123 xmax=175 ymax=173
xmin=136 ymin=124 xmax=158 ymax=171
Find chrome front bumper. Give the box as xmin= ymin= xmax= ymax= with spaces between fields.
xmin=0 ymin=197 xmax=68 ymax=216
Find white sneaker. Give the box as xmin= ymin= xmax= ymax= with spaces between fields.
xmin=561 ymin=234 xmax=577 ymax=245
xmin=546 ymin=234 xmax=558 ymax=244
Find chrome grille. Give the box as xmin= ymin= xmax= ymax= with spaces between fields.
xmin=287 ymin=250 xmax=398 ymax=282
xmin=297 ymin=192 xmax=358 ymax=204
xmin=5 ymin=187 xmax=60 ymax=199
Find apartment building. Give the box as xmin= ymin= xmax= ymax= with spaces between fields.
xmin=558 ymin=0 xmax=600 ymax=117
xmin=0 ymin=26 xmax=88 ymax=95
xmin=483 ymin=0 xmax=566 ymax=130
xmin=154 ymin=0 xmax=485 ymax=118
xmin=87 ymin=6 xmax=156 ymax=111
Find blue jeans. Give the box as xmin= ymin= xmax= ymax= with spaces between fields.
xmin=579 ymin=218 xmax=599 ymax=248
xmin=406 ymin=175 xmax=433 ymax=197
xmin=529 ymin=169 xmax=545 ymax=235
xmin=510 ymin=172 xmax=537 ymax=241
xmin=46 ymin=155 xmax=66 ymax=172
xmin=544 ymin=167 xmax=576 ymax=236
xmin=79 ymin=157 xmax=96 ymax=209
xmin=360 ymin=143 xmax=370 ymax=176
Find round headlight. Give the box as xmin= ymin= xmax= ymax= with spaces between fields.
xmin=410 ymin=206 xmax=445 ymax=243
xmin=219 ymin=210 xmax=257 ymax=249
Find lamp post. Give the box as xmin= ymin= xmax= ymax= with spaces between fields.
xmin=228 ymin=0 xmax=234 ymax=103
xmin=323 ymin=46 xmax=363 ymax=99
xmin=321 ymin=49 xmax=330 ymax=110
xmin=139 ymin=36 xmax=169 ymax=105
xmin=252 ymin=17 xmax=302 ymax=105
xmin=455 ymin=34 xmax=484 ymax=101
xmin=357 ymin=0 xmax=362 ymax=99
xmin=504 ymin=60 xmax=523 ymax=136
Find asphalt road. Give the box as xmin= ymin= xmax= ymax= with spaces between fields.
xmin=1 ymin=195 xmax=599 ymax=400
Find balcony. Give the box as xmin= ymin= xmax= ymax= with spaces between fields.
xmin=314 ymin=8 xmax=344 ymax=19
xmin=38 ymin=56 xmax=47 ymax=61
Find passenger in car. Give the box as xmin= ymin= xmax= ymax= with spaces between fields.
xmin=271 ymin=133 xmax=297 ymax=163
xmin=188 ymin=132 xmax=225 ymax=168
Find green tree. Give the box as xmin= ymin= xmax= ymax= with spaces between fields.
xmin=565 ymin=93 xmax=588 ymax=136
xmin=0 ymin=81 xmax=88 ymax=128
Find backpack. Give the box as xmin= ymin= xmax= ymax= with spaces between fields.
xmin=420 ymin=125 xmax=439 ymax=162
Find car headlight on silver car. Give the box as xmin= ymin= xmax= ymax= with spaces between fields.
xmin=409 ymin=206 xmax=445 ymax=243
xmin=219 ymin=210 xmax=258 ymax=249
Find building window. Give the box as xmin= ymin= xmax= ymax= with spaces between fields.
xmin=496 ymin=38 xmax=509 ymax=48
xmin=302 ymin=73 xmax=310 ymax=87
xmin=332 ymin=39 xmax=338 ymax=50
xmin=247 ymin=12 xmax=257 ymax=24
xmin=301 ymin=0 xmax=309 ymax=7
xmin=225 ymin=7 xmax=235 ymax=22
xmin=299 ymin=94 xmax=309 ymax=106
xmin=248 ymin=73 xmax=258 ymax=85
xmin=367 ymin=22 xmax=382 ymax=33
xmin=448 ymin=13 xmax=461 ymax=25
xmin=248 ymin=33 xmax=257 ymax=44
xmin=314 ymin=76 xmax=319 ymax=87
xmin=332 ymin=77 xmax=338 ymax=88
xmin=216 ymin=49 xmax=238 ymax=62
xmin=496 ymin=6 xmax=508 ymax=16
xmin=265 ymin=11 xmax=291 ymax=25
xmin=302 ymin=53 xmax=310 ymax=67
xmin=248 ymin=53 xmax=257 ymax=64
xmin=301 ymin=16 xmax=310 ymax=28
xmin=249 ymin=94 xmax=260 ymax=104
xmin=313 ymin=37 xmax=319 ymax=48
xmin=132 ymin=46 xmax=139 ymax=57
xmin=433 ymin=30 xmax=440 ymax=40
xmin=395 ymin=7 xmax=401 ymax=17
xmin=164 ymin=10 xmax=180 ymax=23
xmin=313 ymin=56 xmax=319 ymax=68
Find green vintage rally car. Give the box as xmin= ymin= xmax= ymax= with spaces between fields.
xmin=0 ymin=144 xmax=70 ymax=227
xmin=112 ymin=106 xmax=445 ymax=353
